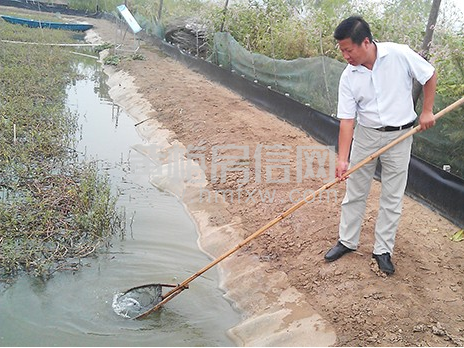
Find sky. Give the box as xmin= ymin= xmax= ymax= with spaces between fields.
xmin=445 ymin=0 xmax=464 ymax=29
xmin=453 ymin=0 xmax=464 ymax=13
xmin=363 ymin=0 xmax=464 ymax=28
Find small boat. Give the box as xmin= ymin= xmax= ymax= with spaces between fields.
xmin=0 ymin=14 xmax=93 ymax=31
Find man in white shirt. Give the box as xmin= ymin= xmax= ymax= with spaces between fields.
xmin=324 ymin=16 xmax=437 ymax=275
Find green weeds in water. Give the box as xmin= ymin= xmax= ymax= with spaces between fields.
xmin=94 ymin=42 xmax=115 ymax=54
xmin=103 ymin=52 xmax=146 ymax=66
xmin=103 ymin=53 xmax=122 ymax=66
xmin=0 ymin=15 xmax=123 ymax=281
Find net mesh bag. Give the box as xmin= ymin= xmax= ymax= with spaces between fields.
xmin=112 ymin=284 xmax=163 ymax=319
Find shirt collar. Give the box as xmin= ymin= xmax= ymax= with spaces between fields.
xmin=349 ymin=41 xmax=389 ymax=72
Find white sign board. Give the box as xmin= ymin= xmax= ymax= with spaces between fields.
xmin=117 ymin=4 xmax=142 ymax=34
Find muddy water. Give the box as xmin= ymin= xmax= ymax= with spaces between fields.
xmin=0 ymin=60 xmax=240 ymax=346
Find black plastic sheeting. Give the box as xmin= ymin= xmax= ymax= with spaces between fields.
xmin=408 ymin=157 xmax=464 ymax=226
xmin=145 ymin=36 xmax=464 ymax=227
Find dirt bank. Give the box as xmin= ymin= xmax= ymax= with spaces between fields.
xmin=3 ymin=6 xmax=462 ymax=345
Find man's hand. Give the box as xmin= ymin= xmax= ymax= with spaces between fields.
xmin=419 ymin=110 xmax=436 ymax=131
xmin=419 ymin=70 xmax=437 ymax=131
xmin=336 ymin=159 xmax=350 ymax=180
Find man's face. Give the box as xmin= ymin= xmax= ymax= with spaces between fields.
xmin=337 ymin=37 xmax=370 ymax=66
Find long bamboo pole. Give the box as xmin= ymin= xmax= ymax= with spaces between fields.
xmin=135 ymin=96 xmax=464 ymax=319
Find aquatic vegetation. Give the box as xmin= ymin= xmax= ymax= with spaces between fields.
xmin=103 ymin=53 xmax=122 ymax=65
xmin=0 ymin=16 xmax=123 ymax=280
xmin=102 ymin=52 xmax=146 ymax=66
xmin=94 ymin=42 xmax=115 ymax=53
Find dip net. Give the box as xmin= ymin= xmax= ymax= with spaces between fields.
xmin=112 ymin=283 xmax=165 ymax=319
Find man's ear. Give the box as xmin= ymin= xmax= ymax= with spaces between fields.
xmin=362 ymin=37 xmax=371 ymax=48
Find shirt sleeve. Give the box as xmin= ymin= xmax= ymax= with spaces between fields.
xmin=402 ymin=44 xmax=435 ymax=85
xmin=337 ymin=68 xmax=357 ymax=120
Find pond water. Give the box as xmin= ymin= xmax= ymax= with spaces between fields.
xmin=0 ymin=59 xmax=241 ymax=346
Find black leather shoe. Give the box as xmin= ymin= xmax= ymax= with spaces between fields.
xmin=372 ymin=253 xmax=395 ymax=275
xmin=324 ymin=241 xmax=354 ymax=262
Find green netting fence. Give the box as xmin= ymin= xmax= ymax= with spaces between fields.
xmin=209 ymin=32 xmax=346 ymax=117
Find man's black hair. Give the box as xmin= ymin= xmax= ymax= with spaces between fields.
xmin=334 ymin=16 xmax=373 ymax=45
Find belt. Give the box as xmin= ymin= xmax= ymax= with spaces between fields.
xmin=375 ymin=120 xmax=415 ymax=132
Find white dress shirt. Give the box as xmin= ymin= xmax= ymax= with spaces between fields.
xmin=337 ymin=42 xmax=435 ymax=128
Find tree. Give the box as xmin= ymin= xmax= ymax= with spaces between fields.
xmin=412 ymin=0 xmax=441 ymax=107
